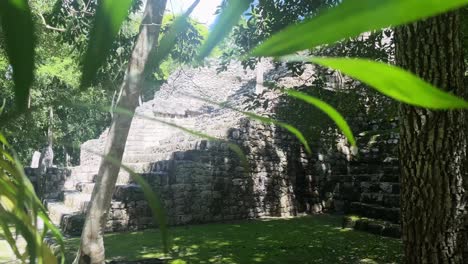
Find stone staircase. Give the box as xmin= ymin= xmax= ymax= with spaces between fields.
xmin=41 ymin=61 xmax=304 ymax=235
xmin=44 ymin=130 xmax=221 ymax=234
xmin=42 ymin=61 xmax=251 ymax=234
xmin=36 ymin=59 xmax=404 ymax=238
xmin=331 ymin=119 xmax=402 ymax=237
xmin=44 ymin=116 xmax=299 ymax=235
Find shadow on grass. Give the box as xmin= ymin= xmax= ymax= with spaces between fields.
xmin=63 ymin=215 xmax=402 ymax=264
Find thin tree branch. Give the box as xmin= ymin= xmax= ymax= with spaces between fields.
xmin=185 ymin=0 xmax=201 ymax=15
xmin=38 ymin=13 xmax=66 ymax=32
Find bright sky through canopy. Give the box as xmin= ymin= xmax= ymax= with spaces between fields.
xmin=167 ymin=0 xmax=222 ymax=26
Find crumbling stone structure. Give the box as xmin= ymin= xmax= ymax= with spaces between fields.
xmin=323 ymin=119 xmax=401 ymax=237
xmin=23 ymin=61 xmax=309 ymax=234
xmin=27 ymin=60 xmax=401 ymax=236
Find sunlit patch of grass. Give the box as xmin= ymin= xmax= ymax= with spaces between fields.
xmin=62 ymin=214 xmax=402 ymax=263
xmin=0 ymin=240 xmax=14 ymax=262
xmin=359 ymin=258 xmax=380 ymax=264
xmin=348 ymin=215 xmax=361 ymax=221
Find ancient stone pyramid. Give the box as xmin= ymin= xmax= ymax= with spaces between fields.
xmin=40 ymin=59 xmax=402 ymax=238
xmin=44 ymin=60 xmax=302 ymax=234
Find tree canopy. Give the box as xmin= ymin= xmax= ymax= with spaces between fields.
xmin=0 ymin=0 xmax=208 ymax=165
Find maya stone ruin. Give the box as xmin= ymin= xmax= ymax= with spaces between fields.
xmin=26 ymin=59 xmax=401 ymax=238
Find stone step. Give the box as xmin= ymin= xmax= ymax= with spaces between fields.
xmin=150 ymin=160 xmax=173 ymax=172
xmin=351 ymin=157 xmax=399 ymax=167
xmin=124 ymin=137 xmax=200 ymax=152
xmin=120 ymin=138 xmax=215 ymax=163
xmin=357 ymin=142 xmax=399 ymax=152
xmin=45 ymin=199 xmax=80 ymax=226
xmin=360 ymin=182 xmax=400 ymax=194
xmin=353 ymin=155 xmax=398 ymax=165
xmin=349 ymin=164 xmax=399 ymax=175
xmin=138 ymin=171 xmax=171 ymax=186
xmin=348 ymin=202 xmax=400 ymax=223
xmin=122 ymin=153 xmax=171 ymax=163
xmin=330 ymin=174 xmax=399 ymax=183
xmin=342 ymin=215 xmax=401 ymax=238
xmin=63 ymin=191 xmax=91 ymax=212
xmin=47 ymin=184 xmax=153 ymax=235
xmin=64 ymin=173 xmax=96 ymax=191
xmin=360 ymin=119 xmax=399 ymax=131
xmin=75 ymin=182 xmax=95 ymax=194
xmin=331 ymin=174 xmax=382 ymax=181
xmin=152 ymin=139 xmax=215 ymax=151
xmin=70 ymin=166 xmax=99 ymax=175
xmin=57 ymin=195 xmax=154 ymax=235
xmin=357 ymin=135 xmax=399 ymax=142
xmin=67 ymin=172 xmax=96 ymax=182
xmin=113 ymin=184 xmax=145 ymax=202
xmin=124 ymin=162 xmax=154 ymax=172
xmin=360 ymin=192 xmax=400 ymax=208
xmin=76 ymin=161 xmax=101 ymax=169
xmin=70 ymin=169 xmax=98 ymax=177
xmin=71 ymin=168 xmax=98 ymax=175
xmin=120 ymin=162 xmax=173 ymax=183
xmin=67 ymin=162 xmax=157 ymax=185
xmin=61 ymin=213 xmax=86 ymax=236
xmin=357 ymin=134 xmax=399 ymax=142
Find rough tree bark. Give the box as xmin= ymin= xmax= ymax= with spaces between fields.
xmin=395 ymin=11 xmax=467 ymax=263
xmin=74 ymin=1 xmax=167 ymax=263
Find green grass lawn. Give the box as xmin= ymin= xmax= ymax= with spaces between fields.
xmin=63 ymin=215 xmax=402 ymax=264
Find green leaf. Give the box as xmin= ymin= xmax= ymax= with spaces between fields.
xmin=197 ymin=0 xmax=252 ymax=60
xmin=0 ymin=133 xmax=64 ymax=263
xmin=0 ymin=0 xmax=35 ymax=110
xmin=0 ymin=133 xmax=9 ymax=146
xmin=2 ymin=211 xmax=38 ymax=264
xmin=240 ymin=111 xmax=312 ymax=154
xmin=0 ymin=106 xmax=37 ymax=127
xmin=0 ymin=98 xmax=6 ymax=115
xmin=38 ymin=211 xmax=65 ymax=263
xmin=80 ymin=0 xmax=133 ymax=89
xmin=294 ymin=57 xmax=468 ymax=109
xmin=145 ymin=0 xmax=200 ymax=75
xmin=286 ymin=90 xmax=356 ymax=146
xmin=252 ymin=0 xmax=468 ymax=57
xmin=0 ymin=218 xmax=22 ymax=259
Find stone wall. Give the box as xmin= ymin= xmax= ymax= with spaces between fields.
xmin=27 ymin=118 xmax=310 ymax=235
xmin=25 ymin=167 xmax=71 ymax=200
xmin=26 ymin=59 xmax=401 ymax=236
xmin=27 ymin=115 xmax=400 ymax=235
xmin=314 ymin=118 xmax=401 ymax=237
xmin=102 ymin=118 xmax=307 ymax=232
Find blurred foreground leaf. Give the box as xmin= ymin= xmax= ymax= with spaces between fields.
xmin=287 ymin=57 xmax=468 ymax=109
xmin=80 ymin=0 xmax=133 ymax=89
xmin=286 ymin=90 xmax=356 ymax=146
xmin=198 ymin=0 xmax=252 ymax=60
xmin=0 ymin=0 xmax=35 ymax=110
xmin=253 ymin=0 xmax=468 ymax=56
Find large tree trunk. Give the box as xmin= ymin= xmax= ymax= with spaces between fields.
xmin=395 ymin=12 xmax=467 ymax=263
xmin=74 ymin=1 xmax=167 ymax=263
